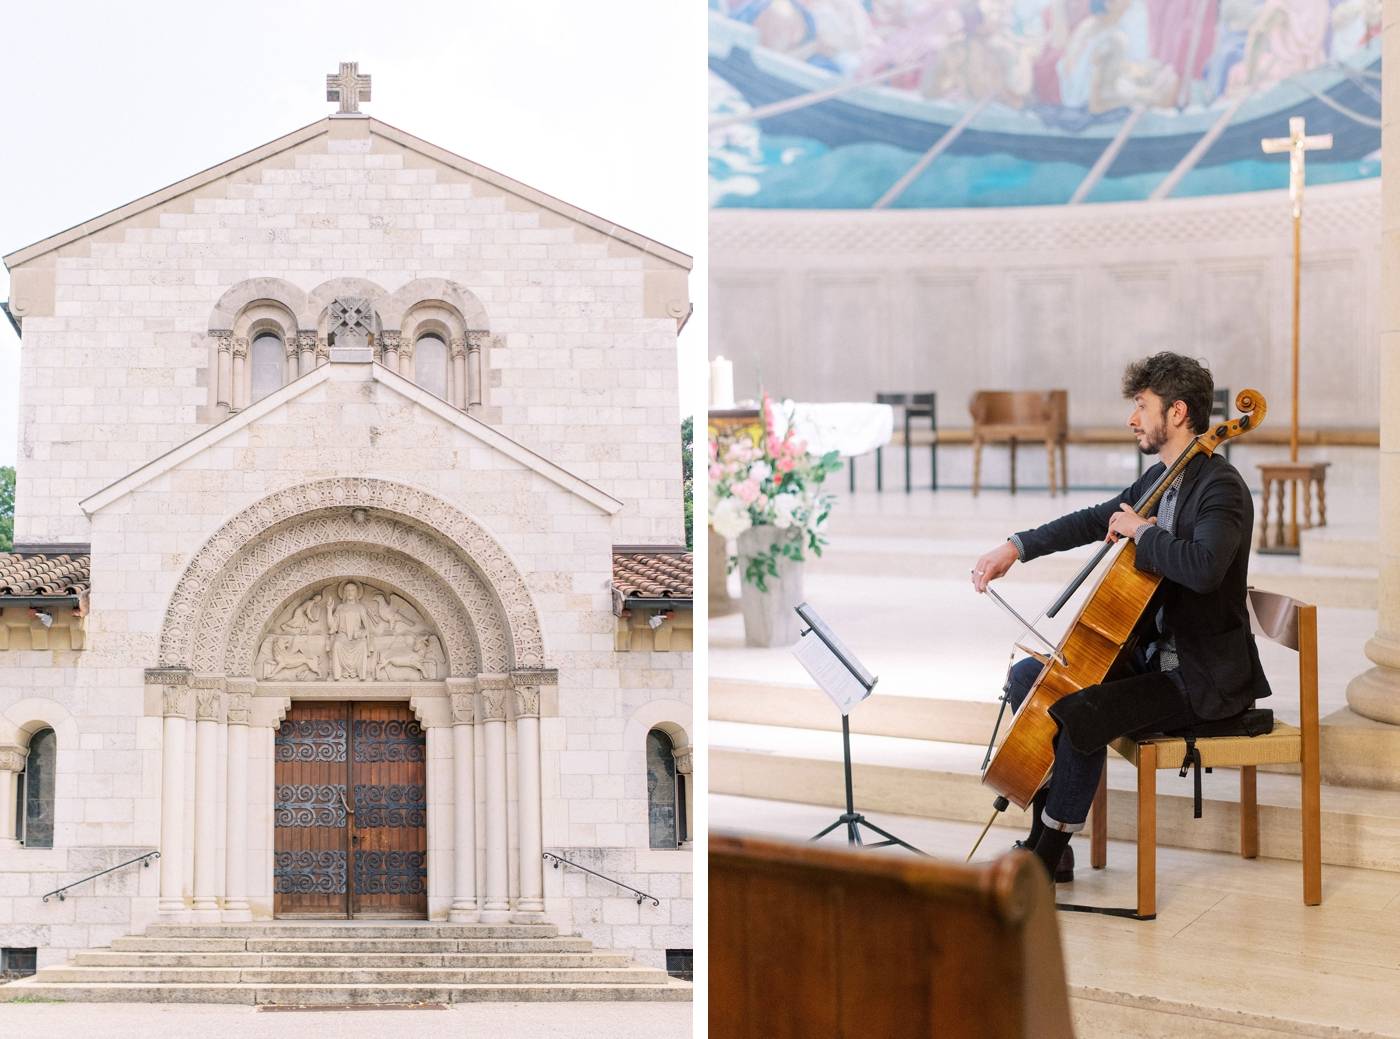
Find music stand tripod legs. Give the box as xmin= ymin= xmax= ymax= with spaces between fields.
xmin=810 ymin=714 xmax=927 ymax=855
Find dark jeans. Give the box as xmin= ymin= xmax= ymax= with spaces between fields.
xmin=1003 ymin=652 xmax=1198 ymax=832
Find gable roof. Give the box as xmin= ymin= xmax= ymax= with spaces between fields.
xmin=4 ymin=117 xmax=691 ymax=271
xmin=78 ymin=360 xmax=624 ymax=517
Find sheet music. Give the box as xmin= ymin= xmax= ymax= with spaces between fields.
xmin=794 ymin=630 xmax=872 ymax=715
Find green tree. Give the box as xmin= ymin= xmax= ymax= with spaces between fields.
xmin=681 ymin=416 xmax=693 ymax=550
xmin=0 ymin=465 xmax=13 ymax=553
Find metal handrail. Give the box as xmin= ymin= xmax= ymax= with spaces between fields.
xmin=42 ymin=851 xmax=160 ymax=903
xmin=541 ymin=851 xmax=660 ymax=906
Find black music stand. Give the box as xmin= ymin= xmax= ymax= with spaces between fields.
xmin=794 ymin=602 xmax=926 ymax=856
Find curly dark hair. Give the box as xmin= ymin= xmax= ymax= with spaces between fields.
xmin=1121 ymin=352 xmax=1214 ymax=434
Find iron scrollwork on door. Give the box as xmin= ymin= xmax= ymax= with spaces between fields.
xmin=353 ymin=784 xmax=426 ymax=828
xmin=275 ymin=784 xmax=349 ymax=827
xmin=274 ymin=850 xmax=348 ymax=894
xmin=276 ymin=719 xmax=347 ymax=762
xmin=354 ymin=850 xmax=427 ymax=895
xmin=353 ymin=719 xmax=425 ymax=762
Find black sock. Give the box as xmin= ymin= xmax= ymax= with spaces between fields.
xmin=1032 ymin=828 xmax=1073 ymax=881
xmin=1024 ymin=786 xmax=1050 ymax=846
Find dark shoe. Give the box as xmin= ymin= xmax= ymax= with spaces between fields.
xmin=1012 ymin=838 xmax=1075 ymax=883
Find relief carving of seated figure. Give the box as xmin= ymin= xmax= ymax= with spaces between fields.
xmin=327 ymin=580 xmax=374 ymax=681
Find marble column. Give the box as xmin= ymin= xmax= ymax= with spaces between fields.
xmin=381 ymin=330 xmax=401 ymax=373
xmin=448 ymin=687 xmax=479 ymax=922
xmin=183 ymin=715 xmax=195 ymax=901
xmin=450 ymin=337 xmax=467 ymax=410
xmin=157 ymin=681 xmax=191 ymax=915
xmin=674 ymin=746 xmax=694 ymax=846
xmin=298 ymin=331 xmax=317 ymax=376
xmin=398 ymin=339 xmax=415 ymax=380
xmin=512 ymin=681 xmax=545 ymax=918
xmin=214 ymin=332 xmax=233 ymax=417
xmin=284 ymin=339 xmax=298 ymax=384
xmin=467 ymin=332 xmax=486 ymax=414
xmin=0 ymin=745 xmax=26 ymax=849
xmin=230 ymin=337 xmax=249 ymax=413
xmin=1348 ymin=8 xmax=1400 ymax=726
xmin=480 ymin=676 xmax=511 ymax=923
xmin=191 ymin=689 xmax=222 ymax=919
xmin=223 ymin=693 xmax=252 ymax=921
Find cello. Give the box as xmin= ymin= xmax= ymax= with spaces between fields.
xmin=978 ymin=390 xmax=1267 ymax=818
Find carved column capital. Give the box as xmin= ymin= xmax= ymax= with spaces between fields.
xmin=161 ymin=688 xmax=192 ymax=718
xmin=231 ymin=336 xmax=249 ymax=359
xmin=479 ymin=674 xmax=512 ymax=722
xmin=226 ymin=693 xmax=253 ymax=726
xmin=147 ymin=667 xmax=193 ymax=718
xmin=380 ymin=329 xmax=401 ymax=352
xmin=673 ymin=747 xmax=693 ymax=775
xmin=315 ymin=337 xmax=330 ymax=361
xmin=0 ymin=745 xmax=28 ymax=772
xmin=195 ymin=690 xmax=224 ymax=723
xmin=212 ymin=331 xmax=233 ymax=354
xmin=398 ymin=337 xmax=416 ymax=360
xmin=450 ymin=693 xmax=476 ymax=725
xmin=511 ymin=684 xmax=541 ymax=719
xmin=466 ymin=330 xmax=489 ymax=354
xmin=296 ymin=330 xmax=318 ymax=352
xmin=450 ymin=335 xmax=467 ymax=359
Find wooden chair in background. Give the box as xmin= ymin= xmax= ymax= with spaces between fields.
xmin=1088 ymin=588 xmax=1322 ymax=919
xmin=969 ymin=390 xmax=1068 ymax=495
xmin=711 ymin=833 xmax=1075 ymax=1039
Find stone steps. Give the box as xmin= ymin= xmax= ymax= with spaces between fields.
xmin=0 ymin=921 xmax=691 ymax=1005
xmin=711 ymin=720 xmax=1400 ymax=874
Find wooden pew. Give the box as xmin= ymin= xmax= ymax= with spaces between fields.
xmin=710 ymin=833 xmax=1075 ymax=1039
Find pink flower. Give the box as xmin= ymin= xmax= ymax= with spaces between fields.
xmin=708 ymin=464 xmax=724 ymax=480
xmin=777 ymin=457 xmax=796 ymax=473
xmin=767 ymin=436 xmax=782 ymax=456
xmin=734 ymin=478 xmax=761 ymax=504
xmin=708 ymin=439 xmax=718 ymax=461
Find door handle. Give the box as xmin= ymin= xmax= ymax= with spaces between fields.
xmin=336 ymin=787 xmax=355 ymax=818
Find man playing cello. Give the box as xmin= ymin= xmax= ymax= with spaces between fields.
xmin=970 ymin=352 xmax=1271 ymax=883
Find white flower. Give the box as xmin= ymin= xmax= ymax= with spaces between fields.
xmin=771 ymin=492 xmax=800 ymax=530
xmin=711 ymin=497 xmax=753 ymax=539
xmin=749 ymin=460 xmax=772 ymax=482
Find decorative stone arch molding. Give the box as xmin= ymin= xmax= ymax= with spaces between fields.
xmin=383 ymin=278 xmax=491 ymax=330
xmin=219 ymin=545 xmax=487 ymax=677
xmin=159 ymin=478 xmax=545 ymax=673
xmin=208 ymin=278 xmax=308 ymax=332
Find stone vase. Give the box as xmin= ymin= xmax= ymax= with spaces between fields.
xmin=736 ymin=526 xmax=805 ymax=648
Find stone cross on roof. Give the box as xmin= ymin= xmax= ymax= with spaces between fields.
xmin=326 ymin=61 xmax=372 ymax=115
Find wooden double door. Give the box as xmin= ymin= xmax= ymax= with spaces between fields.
xmin=273 ymin=701 xmax=427 ymax=918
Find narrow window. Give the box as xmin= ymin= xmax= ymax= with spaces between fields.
xmin=21 ymin=728 xmax=55 ymax=849
xmin=250 ymin=332 xmax=284 ymax=402
xmin=414 ymin=333 xmax=449 ymax=400
xmin=646 ymin=729 xmax=678 ymax=849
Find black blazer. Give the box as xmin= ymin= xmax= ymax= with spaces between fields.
xmin=1014 ymin=452 xmax=1271 ymax=720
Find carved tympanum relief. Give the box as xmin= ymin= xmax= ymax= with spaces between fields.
xmin=255 ymin=579 xmax=447 ymax=683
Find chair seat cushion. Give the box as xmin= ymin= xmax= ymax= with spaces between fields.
xmin=1110 ymin=723 xmax=1302 ymax=768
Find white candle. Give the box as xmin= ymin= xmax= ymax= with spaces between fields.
xmin=710 ymin=355 xmax=735 ymax=409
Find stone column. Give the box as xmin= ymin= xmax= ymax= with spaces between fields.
xmin=230 ymin=337 xmax=249 ymax=412
xmin=297 ymin=331 xmax=317 ymax=376
xmin=315 ymin=336 xmax=330 ymax=368
xmin=284 ymin=338 xmax=299 ymax=383
xmin=398 ymin=337 xmax=415 ymax=380
xmin=381 ymin=330 xmax=401 ymax=373
xmin=450 ymin=336 xmax=467 ymax=410
xmin=512 ymin=679 xmax=545 ymax=918
xmin=214 ymin=332 xmax=233 ymax=417
xmin=191 ymin=689 xmax=223 ymax=919
xmin=479 ymin=675 xmax=511 ymax=922
xmin=448 ymin=684 xmax=479 ymax=922
xmin=0 ymin=745 xmax=26 ymax=849
xmin=467 ymin=332 xmax=486 ymax=414
xmin=154 ymin=674 xmax=192 ymax=916
xmin=674 ymin=745 xmax=694 ymax=846
xmin=223 ymin=692 xmax=252 ymax=921
xmin=1349 ymin=8 xmax=1400 ymax=726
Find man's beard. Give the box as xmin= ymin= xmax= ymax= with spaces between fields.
xmin=1135 ymin=426 xmax=1167 ymax=455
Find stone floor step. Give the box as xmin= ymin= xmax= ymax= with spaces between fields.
xmin=33 ymin=966 xmax=671 ymax=986
xmin=0 ymin=981 xmax=693 ymax=1004
xmin=144 ymin=923 xmax=559 ymax=939
xmin=73 ymin=951 xmax=633 ymax=968
xmin=711 ymin=721 xmax=1400 ymax=873
xmin=109 ymin=936 xmax=596 ymax=954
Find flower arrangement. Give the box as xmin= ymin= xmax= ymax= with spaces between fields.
xmin=708 ymin=395 xmax=843 ymax=591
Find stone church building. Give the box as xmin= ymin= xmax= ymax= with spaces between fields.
xmin=0 ymin=80 xmax=693 ymax=981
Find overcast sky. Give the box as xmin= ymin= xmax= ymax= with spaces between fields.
xmin=0 ymin=0 xmax=707 ymax=468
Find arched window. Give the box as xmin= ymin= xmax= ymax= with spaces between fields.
xmin=250 ymin=332 xmax=284 ymax=402
xmin=414 ymin=333 xmax=449 ymax=400
xmin=646 ymin=729 xmax=679 ymax=849
xmin=20 ymin=728 xmax=55 ymax=849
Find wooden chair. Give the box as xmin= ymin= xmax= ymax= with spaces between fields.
xmin=1088 ymin=588 xmax=1321 ymax=919
xmin=711 ymin=832 xmax=1074 ymax=1039
xmin=969 ymin=390 xmax=1068 ymax=495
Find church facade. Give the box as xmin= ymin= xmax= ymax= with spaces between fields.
xmin=0 ymin=100 xmax=693 ymax=972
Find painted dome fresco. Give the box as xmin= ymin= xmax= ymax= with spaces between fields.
xmin=709 ymin=0 xmax=1382 ymax=208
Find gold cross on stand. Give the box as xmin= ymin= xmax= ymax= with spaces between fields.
xmin=326 ymin=61 xmax=372 ymax=115
xmin=1256 ymin=117 xmax=1332 ymax=554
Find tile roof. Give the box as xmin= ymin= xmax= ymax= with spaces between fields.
xmin=611 ymin=547 xmax=693 ymax=606
xmin=0 ymin=553 xmax=92 ymax=598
